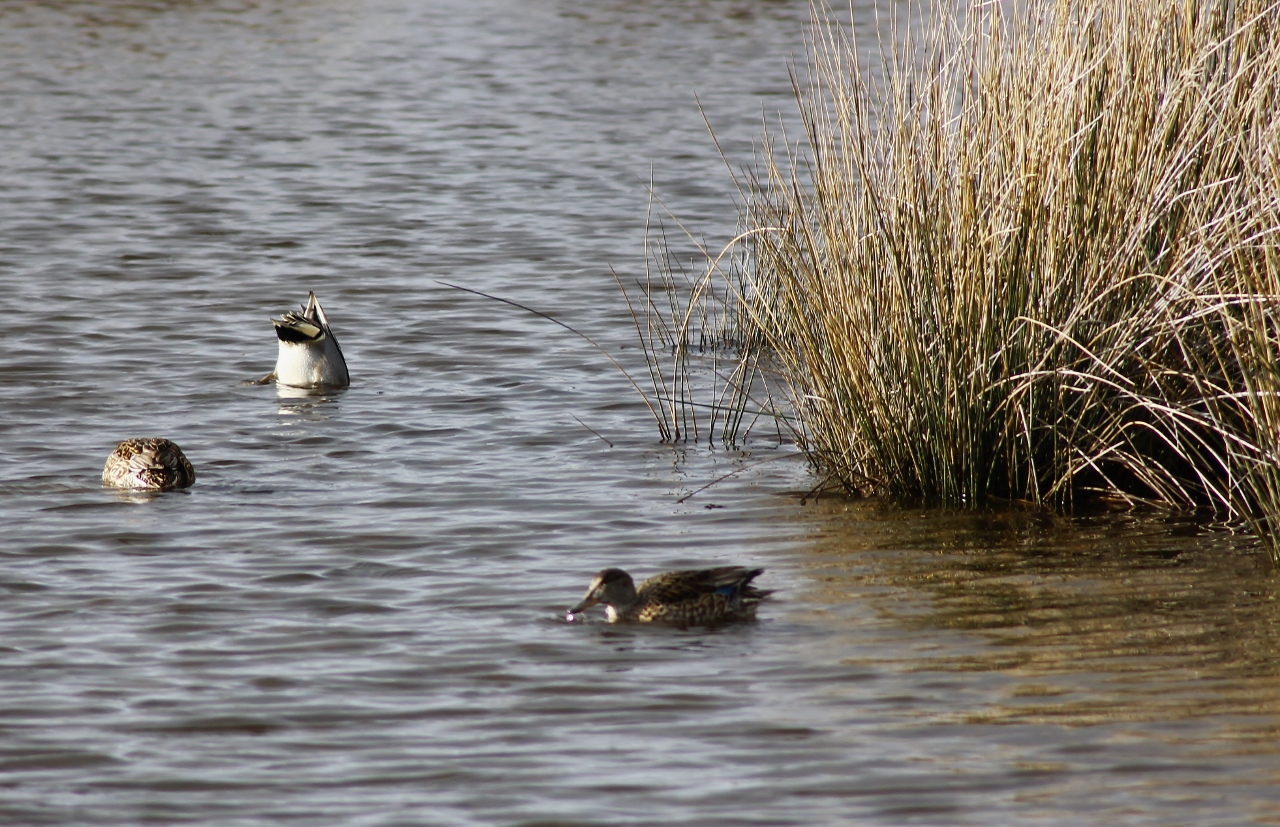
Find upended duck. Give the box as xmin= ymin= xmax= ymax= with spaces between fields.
xmin=567 ymin=566 xmax=771 ymax=626
xmin=102 ymin=437 xmax=195 ymax=491
xmin=263 ymin=291 xmax=349 ymax=388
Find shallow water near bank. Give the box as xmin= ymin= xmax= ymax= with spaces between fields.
xmin=2 ymin=1 xmax=1280 ymax=824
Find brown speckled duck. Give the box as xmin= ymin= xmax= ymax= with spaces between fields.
xmin=567 ymin=566 xmax=771 ymax=626
xmin=102 ymin=438 xmax=195 ymax=491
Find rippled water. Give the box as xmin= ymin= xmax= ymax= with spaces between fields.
xmin=3 ymin=1 xmax=1280 ymax=824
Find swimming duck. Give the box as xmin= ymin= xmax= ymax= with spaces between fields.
xmin=102 ymin=437 xmax=195 ymax=490
xmin=567 ymin=566 xmax=771 ymax=625
xmin=268 ymin=291 xmax=349 ymax=388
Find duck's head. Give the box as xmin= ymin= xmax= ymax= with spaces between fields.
xmin=568 ymin=568 xmax=637 ymax=616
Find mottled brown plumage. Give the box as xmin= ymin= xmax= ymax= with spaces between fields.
xmin=567 ymin=566 xmax=770 ymax=626
xmin=102 ymin=438 xmax=195 ymax=491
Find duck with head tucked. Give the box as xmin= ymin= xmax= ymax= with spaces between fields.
xmin=102 ymin=437 xmax=195 ymax=491
xmin=567 ymin=566 xmax=771 ymax=626
xmin=266 ymin=291 xmax=349 ymax=388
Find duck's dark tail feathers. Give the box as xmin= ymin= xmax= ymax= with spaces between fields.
xmin=723 ymin=567 xmax=772 ymax=602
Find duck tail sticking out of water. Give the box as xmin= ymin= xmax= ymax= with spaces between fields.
xmin=270 ymin=291 xmax=350 ymax=388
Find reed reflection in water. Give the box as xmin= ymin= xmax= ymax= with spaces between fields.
xmin=786 ymin=498 xmax=1280 ymax=818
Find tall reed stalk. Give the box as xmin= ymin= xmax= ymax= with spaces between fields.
xmin=637 ymin=0 xmax=1280 ymax=556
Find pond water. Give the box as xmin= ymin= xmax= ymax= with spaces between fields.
xmin=2 ymin=1 xmax=1280 ymax=824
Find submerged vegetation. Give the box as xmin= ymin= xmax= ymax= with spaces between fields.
xmin=632 ymin=0 xmax=1280 ymax=558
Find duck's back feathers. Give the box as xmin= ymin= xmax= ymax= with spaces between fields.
xmin=102 ymin=438 xmax=195 ymax=491
xmin=633 ymin=566 xmax=770 ymax=625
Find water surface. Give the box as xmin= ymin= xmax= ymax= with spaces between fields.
xmin=2 ymin=1 xmax=1279 ymax=824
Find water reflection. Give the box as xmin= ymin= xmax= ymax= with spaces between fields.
xmin=107 ymin=487 xmax=178 ymax=505
xmin=793 ymin=498 xmax=1280 ymax=725
xmin=274 ymin=383 xmax=346 ymax=415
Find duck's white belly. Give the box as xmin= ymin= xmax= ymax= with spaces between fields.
xmin=275 ymin=340 xmax=348 ymax=387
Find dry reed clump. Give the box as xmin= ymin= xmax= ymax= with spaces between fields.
xmin=636 ymin=0 xmax=1280 ymax=557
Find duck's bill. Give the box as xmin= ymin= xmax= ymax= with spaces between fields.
xmin=567 ymin=596 xmax=598 ymax=615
